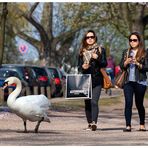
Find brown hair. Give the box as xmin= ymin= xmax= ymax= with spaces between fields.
xmin=129 ymin=32 xmax=146 ymax=61
xmin=79 ymin=30 xmax=97 ymax=56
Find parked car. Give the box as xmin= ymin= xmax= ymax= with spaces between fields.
xmin=30 ymin=66 xmax=50 ymax=87
xmin=1 ymin=64 xmax=50 ymax=97
xmin=44 ymin=67 xmax=66 ymax=97
xmin=1 ymin=64 xmax=37 ymax=87
xmin=0 ymin=68 xmax=28 ymax=101
xmin=1 ymin=64 xmax=50 ymax=87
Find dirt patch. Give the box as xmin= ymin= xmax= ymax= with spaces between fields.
xmin=0 ymin=88 xmax=148 ymax=146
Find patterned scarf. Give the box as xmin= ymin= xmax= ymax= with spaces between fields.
xmin=83 ymin=43 xmax=100 ymax=64
xmin=86 ymin=43 xmax=100 ymax=51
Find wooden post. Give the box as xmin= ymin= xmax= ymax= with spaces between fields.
xmin=33 ymin=86 xmax=38 ymax=95
xmin=26 ymin=87 xmax=31 ymax=96
xmin=40 ymin=87 xmax=45 ymax=95
xmin=0 ymin=88 xmax=4 ymax=104
xmin=21 ymin=87 xmax=26 ymax=96
xmin=46 ymin=86 xmax=51 ymax=99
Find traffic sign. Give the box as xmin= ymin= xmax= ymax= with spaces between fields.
xmin=19 ymin=44 xmax=28 ymax=54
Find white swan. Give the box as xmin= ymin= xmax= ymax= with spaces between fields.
xmin=3 ymin=77 xmax=51 ymax=133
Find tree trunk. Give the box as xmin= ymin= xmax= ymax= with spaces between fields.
xmin=0 ymin=3 xmax=8 ymax=65
xmin=130 ymin=5 xmax=145 ymax=43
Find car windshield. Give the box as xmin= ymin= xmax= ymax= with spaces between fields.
xmin=0 ymin=69 xmax=20 ymax=78
xmin=47 ymin=68 xmax=59 ymax=78
xmin=32 ymin=67 xmax=47 ymax=76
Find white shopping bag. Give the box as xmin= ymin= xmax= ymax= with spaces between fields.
xmin=65 ymin=74 xmax=92 ymax=99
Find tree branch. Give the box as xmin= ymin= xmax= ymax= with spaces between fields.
xmin=12 ymin=3 xmax=50 ymax=48
xmin=17 ymin=31 xmax=40 ymax=51
xmin=28 ymin=2 xmax=39 ymax=17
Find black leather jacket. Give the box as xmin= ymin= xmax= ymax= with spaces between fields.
xmin=120 ymin=49 xmax=148 ymax=83
xmin=78 ymin=47 xmax=107 ymax=88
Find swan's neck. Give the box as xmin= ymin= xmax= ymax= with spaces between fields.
xmin=7 ymin=80 xmax=22 ymax=108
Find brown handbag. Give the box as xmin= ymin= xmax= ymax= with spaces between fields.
xmin=114 ymin=49 xmax=129 ymax=89
xmin=114 ymin=70 xmax=127 ymax=88
xmin=100 ymin=68 xmax=113 ymax=89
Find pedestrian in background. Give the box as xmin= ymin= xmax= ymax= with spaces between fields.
xmin=78 ymin=30 xmax=107 ymax=131
xmin=106 ymin=55 xmax=116 ymax=83
xmin=115 ymin=65 xmax=121 ymax=76
xmin=105 ymin=55 xmax=116 ymax=95
xmin=119 ymin=32 xmax=148 ymax=132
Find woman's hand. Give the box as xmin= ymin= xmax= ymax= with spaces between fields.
xmin=92 ymin=53 xmax=98 ymax=59
xmin=132 ymin=58 xmax=142 ymax=69
xmin=131 ymin=58 xmax=138 ymax=65
xmin=124 ymin=58 xmax=132 ymax=67
xmin=82 ymin=63 xmax=90 ymax=69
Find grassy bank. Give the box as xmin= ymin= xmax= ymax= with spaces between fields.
xmin=51 ymin=96 xmax=122 ymax=112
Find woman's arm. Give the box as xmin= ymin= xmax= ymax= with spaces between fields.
xmin=119 ymin=49 xmax=129 ymax=71
xmin=77 ymin=55 xmax=83 ymax=73
xmin=140 ymin=48 xmax=148 ymax=72
xmin=95 ymin=47 xmax=107 ymax=68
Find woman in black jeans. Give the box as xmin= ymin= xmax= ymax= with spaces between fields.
xmin=120 ymin=32 xmax=148 ymax=132
xmin=78 ymin=30 xmax=107 ymax=131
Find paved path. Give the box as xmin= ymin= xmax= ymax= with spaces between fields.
xmin=0 ymin=88 xmax=148 ymax=146
xmin=0 ymin=108 xmax=148 ymax=146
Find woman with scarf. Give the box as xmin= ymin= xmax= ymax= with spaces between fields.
xmin=78 ymin=30 xmax=107 ymax=131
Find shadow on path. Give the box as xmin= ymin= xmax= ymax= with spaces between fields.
xmin=100 ymin=127 xmax=123 ymax=131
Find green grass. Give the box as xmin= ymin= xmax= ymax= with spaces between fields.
xmin=145 ymin=92 xmax=148 ymax=99
xmin=99 ymin=96 xmax=122 ymax=106
xmin=0 ymin=101 xmax=7 ymax=106
xmin=51 ymin=96 xmax=122 ymax=112
xmin=51 ymin=99 xmax=84 ymax=111
xmin=0 ymin=96 xmax=122 ymax=112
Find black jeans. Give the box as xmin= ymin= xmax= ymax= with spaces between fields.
xmin=84 ymin=85 xmax=102 ymax=124
xmin=123 ymin=82 xmax=147 ymax=127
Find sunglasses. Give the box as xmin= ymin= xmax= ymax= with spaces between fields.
xmin=129 ymin=39 xmax=138 ymax=42
xmin=85 ymin=36 xmax=95 ymax=40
